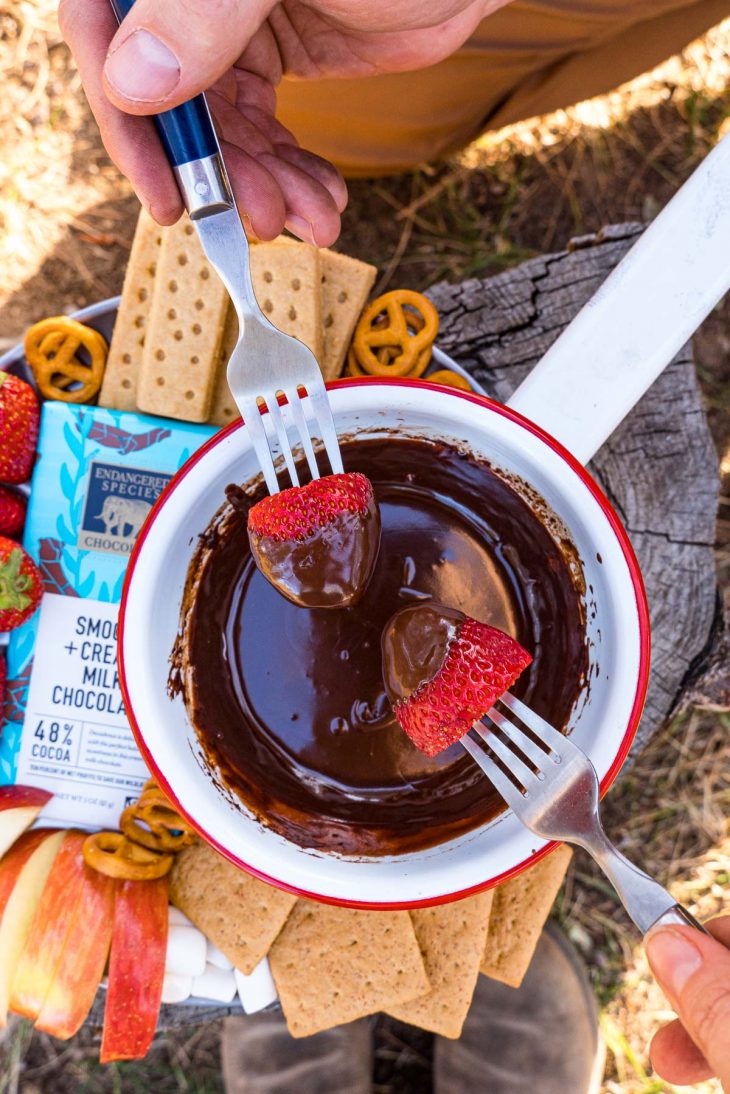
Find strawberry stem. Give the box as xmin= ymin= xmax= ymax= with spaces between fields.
xmin=0 ymin=548 xmax=32 ymax=612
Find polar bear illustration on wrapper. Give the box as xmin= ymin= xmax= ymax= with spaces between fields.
xmin=95 ymin=496 xmax=152 ymax=540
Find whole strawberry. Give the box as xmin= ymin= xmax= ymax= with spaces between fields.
xmin=0 ymin=486 xmax=27 ymax=539
xmin=382 ymin=603 xmax=532 ymax=757
xmin=0 ymin=371 xmax=39 ymax=484
xmin=247 ymin=471 xmax=380 ymax=608
xmin=0 ymin=537 xmax=43 ymax=631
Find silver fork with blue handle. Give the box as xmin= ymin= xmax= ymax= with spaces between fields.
xmin=109 ymin=0 xmax=343 ymax=496
xmin=463 ymin=693 xmax=708 ymax=936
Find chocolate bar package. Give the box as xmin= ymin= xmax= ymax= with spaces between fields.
xmin=0 ymin=402 xmax=215 ymax=828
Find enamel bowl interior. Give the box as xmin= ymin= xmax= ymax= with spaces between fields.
xmin=120 ymin=380 xmax=648 ymax=908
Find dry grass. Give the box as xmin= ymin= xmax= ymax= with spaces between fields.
xmin=0 ymin=3 xmax=729 ymax=1091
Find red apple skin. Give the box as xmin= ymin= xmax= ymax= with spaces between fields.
xmin=0 ymin=828 xmax=64 ymax=1025
xmin=0 ymin=786 xmax=52 ymax=811
xmin=9 ymin=830 xmax=87 ymax=1020
xmin=0 ymin=785 xmax=53 ymax=860
xmin=35 ymin=865 xmax=116 ymax=1039
xmin=0 ymin=829 xmax=51 ymax=914
xmin=101 ymin=878 xmax=169 ymax=1063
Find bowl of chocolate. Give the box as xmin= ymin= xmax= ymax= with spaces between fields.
xmin=119 ymin=373 xmax=649 ymax=908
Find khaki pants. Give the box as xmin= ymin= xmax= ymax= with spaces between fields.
xmin=277 ymin=0 xmax=727 ymax=176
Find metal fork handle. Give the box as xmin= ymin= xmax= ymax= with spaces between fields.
xmin=573 ymin=823 xmax=708 ymax=937
xmin=109 ymin=0 xmax=263 ymax=325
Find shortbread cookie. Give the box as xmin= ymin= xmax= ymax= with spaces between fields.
xmin=136 ymin=217 xmax=228 ymax=422
xmin=170 ymin=841 xmax=296 ymax=974
xmin=386 ymin=891 xmax=493 ymax=1038
xmin=269 ymin=900 xmax=429 ymax=1037
xmin=481 ymin=846 xmax=573 ymax=988
xmin=99 ymin=209 xmax=162 ymax=410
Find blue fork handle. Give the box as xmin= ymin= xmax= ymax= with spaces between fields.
xmin=108 ymin=0 xmax=232 ymax=216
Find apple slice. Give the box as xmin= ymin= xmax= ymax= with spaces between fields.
xmin=101 ymin=878 xmax=169 ymax=1063
xmin=0 ymin=786 xmax=52 ymax=860
xmin=0 ymin=827 xmax=64 ymax=1025
xmin=9 ymin=829 xmax=87 ymax=1021
xmin=34 ymin=865 xmax=116 ymax=1039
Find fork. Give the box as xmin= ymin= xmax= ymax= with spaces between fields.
xmin=109 ymin=0 xmax=344 ymax=497
xmin=463 ymin=693 xmax=708 ymax=936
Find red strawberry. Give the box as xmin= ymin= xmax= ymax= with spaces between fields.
xmin=0 ymin=537 xmax=43 ymax=631
xmin=382 ymin=603 xmax=532 ymax=757
xmin=247 ymin=472 xmax=380 ymax=609
xmin=0 ymin=371 xmax=39 ymax=484
xmin=0 ymin=486 xmax=26 ymax=538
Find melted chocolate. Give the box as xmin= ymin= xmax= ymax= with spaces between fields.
xmin=179 ymin=436 xmax=587 ymax=855
xmin=382 ymin=603 xmax=464 ymax=704
xmin=246 ymin=491 xmax=380 ymax=609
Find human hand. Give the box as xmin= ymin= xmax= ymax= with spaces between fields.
xmin=646 ymin=915 xmax=730 ymax=1088
xmin=58 ymin=0 xmax=497 ymax=241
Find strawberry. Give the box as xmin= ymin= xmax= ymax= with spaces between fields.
xmin=382 ymin=603 xmax=532 ymax=757
xmin=247 ymin=472 xmax=380 ymax=608
xmin=0 ymin=371 xmax=39 ymax=484
xmin=0 ymin=486 xmax=26 ymax=539
xmin=0 ymin=537 xmax=43 ymax=632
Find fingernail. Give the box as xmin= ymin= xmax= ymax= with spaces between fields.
xmin=286 ymin=216 xmax=316 ymax=246
xmin=105 ymin=29 xmax=180 ymax=103
xmin=646 ymin=928 xmax=703 ymax=995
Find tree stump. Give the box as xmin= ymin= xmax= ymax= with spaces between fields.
xmin=88 ymin=224 xmax=725 ymax=1033
xmin=428 ymin=223 xmax=725 ymax=753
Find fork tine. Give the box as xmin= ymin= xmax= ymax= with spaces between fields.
xmin=265 ymin=395 xmax=299 ymax=488
xmin=500 ymin=693 xmax=566 ymax=753
xmin=308 ymin=387 xmax=344 ymax=475
xmin=239 ymin=396 xmax=280 ymax=495
xmin=461 ymin=734 xmax=523 ymax=807
xmin=483 ymin=708 xmax=551 ymax=770
xmin=476 ymin=719 xmax=535 ymax=790
xmin=284 ymin=387 xmax=320 ymax=482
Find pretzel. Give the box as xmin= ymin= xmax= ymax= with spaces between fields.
xmin=83 ymin=830 xmax=173 ymax=881
xmin=121 ymin=801 xmax=196 ymax=853
xmin=352 ymin=290 xmax=438 ymax=377
xmin=427 ymin=369 xmax=473 ymax=392
xmin=24 ymin=316 xmax=108 ymax=403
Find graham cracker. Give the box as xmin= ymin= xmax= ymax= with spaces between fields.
xmin=169 ymin=841 xmax=296 ymax=974
xmin=385 ymin=891 xmax=493 ymax=1038
xmin=208 ymin=305 xmax=240 ymax=427
xmin=319 ymin=250 xmax=377 ymax=380
xmin=98 ymin=209 xmax=162 ymax=410
xmin=480 ymin=845 xmax=573 ymax=988
xmin=136 ymin=216 xmax=228 ymax=422
xmin=249 ymin=240 xmax=322 ymax=361
xmin=269 ymin=900 xmax=430 ymax=1038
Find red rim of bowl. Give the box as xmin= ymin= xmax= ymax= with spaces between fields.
xmin=118 ymin=378 xmax=651 ymax=909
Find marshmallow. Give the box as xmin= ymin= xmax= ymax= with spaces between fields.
xmin=192 ymin=964 xmax=237 ymax=1003
xmin=234 ymin=959 xmax=278 ymax=1014
xmin=165 ymin=923 xmax=207 ymax=978
xmin=161 ymin=972 xmax=193 ymax=1004
xmin=206 ymin=939 xmax=234 ymax=970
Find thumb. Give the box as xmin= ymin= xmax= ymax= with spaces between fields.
xmin=102 ymin=0 xmax=274 ymax=113
xmin=646 ymin=923 xmax=730 ymax=1086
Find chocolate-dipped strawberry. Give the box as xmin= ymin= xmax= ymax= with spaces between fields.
xmin=382 ymin=603 xmax=532 ymax=757
xmin=247 ymin=472 xmax=380 ymax=608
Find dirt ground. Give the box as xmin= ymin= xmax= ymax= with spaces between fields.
xmin=0 ymin=5 xmax=728 ymax=1092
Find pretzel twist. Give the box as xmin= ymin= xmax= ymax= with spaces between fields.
xmin=352 ymin=291 xmax=438 ymax=377
xmin=83 ymin=830 xmax=173 ymax=881
xmin=24 ymin=316 xmax=108 ymax=403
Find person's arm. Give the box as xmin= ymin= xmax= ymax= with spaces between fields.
xmin=646 ymin=915 xmax=730 ymax=1087
xmin=58 ymin=0 xmax=494 ymax=238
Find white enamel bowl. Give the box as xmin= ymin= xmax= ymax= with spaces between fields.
xmin=119 ymin=378 xmax=649 ymax=909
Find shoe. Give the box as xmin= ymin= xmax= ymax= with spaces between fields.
xmin=434 ymin=921 xmax=605 ymax=1094
xmin=221 ymin=1009 xmax=372 ymax=1094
